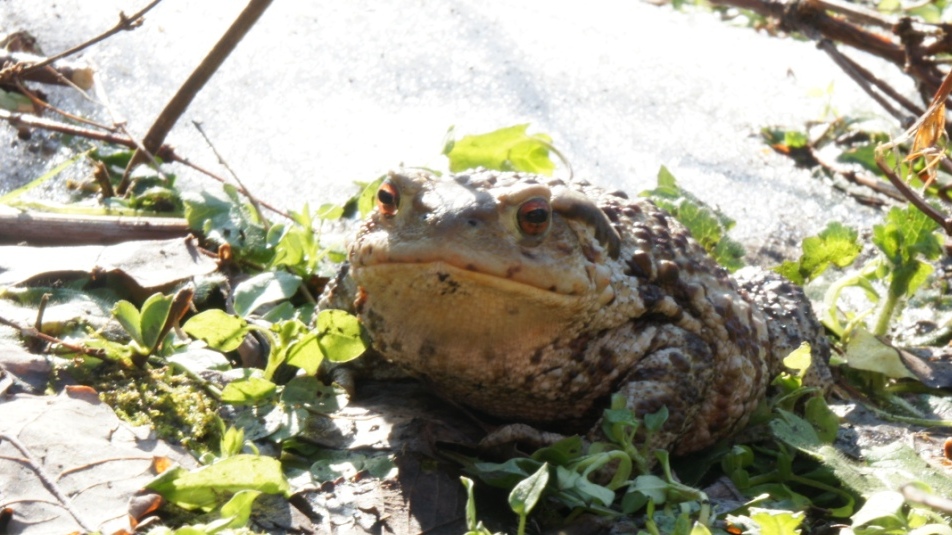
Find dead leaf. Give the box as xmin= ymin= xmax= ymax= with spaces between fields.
xmin=898 ymin=346 xmax=952 ymax=389
xmin=0 ymin=390 xmax=198 ymax=534
xmin=909 ymin=69 xmax=952 ymax=186
xmin=127 ymin=491 xmax=164 ymax=523
xmin=0 ymin=237 xmax=218 ymax=295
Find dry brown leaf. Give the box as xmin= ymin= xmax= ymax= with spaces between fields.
xmin=0 ymin=391 xmax=198 ymax=533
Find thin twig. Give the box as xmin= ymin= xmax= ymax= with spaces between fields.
xmin=816 ymin=40 xmax=925 ymax=123
xmin=14 ymin=0 xmax=164 ymax=80
xmin=0 ymin=107 xmax=291 ymax=218
xmin=707 ymin=0 xmax=941 ymax=95
xmin=118 ymin=0 xmax=275 ymax=193
xmin=876 ymin=150 xmax=952 ymax=234
xmin=192 ymin=121 xmax=269 ymax=231
xmin=0 ymin=108 xmax=176 ymax=161
xmin=13 ymin=79 xmax=118 ymax=132
xmin=811 ymin=0 xmax=895 ymax=29
xmin=809 ymin=146 xmax=902 ymax=203
xmin=92 ymin=71 xmax=174 ymax=187
xmin=0 ymin=315 xmax=105 ymax=357
xmin=174 ymin=157 xmax=290 ymax=218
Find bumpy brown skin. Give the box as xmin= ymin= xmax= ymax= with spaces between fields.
xmin=344 ymin=170 xmax=829 ymax=455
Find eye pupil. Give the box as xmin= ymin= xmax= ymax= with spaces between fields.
xmin=376 ymin=180 xmax=399 ymax=216
xmin=524 ymin=208 xmax=547 ymax=224
xmin=517 ymin=198 xmax=550 ymax=236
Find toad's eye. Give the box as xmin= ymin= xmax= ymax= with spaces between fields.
xmin=376 ymin=180 xmax=400 ymax=216
xmin=517 ymin=198 xmax=550 ymax=236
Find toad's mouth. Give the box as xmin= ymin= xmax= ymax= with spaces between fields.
xmin=349 ymin=243 xmax=599 ymax=297
xmin=350 ymin=261 xmax=592 ymax=357
xmin=350 ymin=260 xmax=585 ymax=303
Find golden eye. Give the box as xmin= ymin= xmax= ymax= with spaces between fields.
xmin=517 ymin=198 xmax=550 ymax=236
xmin=376 ymin=180 xmax=400 ymax=216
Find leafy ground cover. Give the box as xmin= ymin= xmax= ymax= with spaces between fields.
xmin=3 ymin=2 xmax=952 ymax=534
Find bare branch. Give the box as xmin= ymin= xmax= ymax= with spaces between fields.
xmin=0 ymin=209 xmax=189 ymax=245
xmin=0 ymin=108 xmax=176 ymax=161
xmin=118 ymin=0 xmax=275 ymax=194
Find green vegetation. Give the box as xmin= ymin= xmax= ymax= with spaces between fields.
xmin=3 ymin=117 xmax=952 ymax=533
xmin=643 ymin=166 xmax=747 ymax=272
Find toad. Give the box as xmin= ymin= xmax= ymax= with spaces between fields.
xmin=336 ymin=170 xmax=829 ymax=454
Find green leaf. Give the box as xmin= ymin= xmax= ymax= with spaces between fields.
xmin=850 ymin=490 xmax=906 ymax=529
xmin=112 ymin=300 xmax=144 ymax=348
xmin=863 ymin=442 xmax=952 ymax=503
xmin=461 ymin=476 xmax=480 ymax=531
xmin=770 ymin=409 xmax=821 ymax=449
xmin=690 ymin=523 xmax=713 ymax=535
xmin=357 ymin=177 xmax=385 ymax=218
xmin=782 ymin=342 xmax=813 ymax=377
xmin=643 ymin=166 xmax=745 ymax=271
xmin=182 ymin=186 xmax=270 ymax=265
xmin=628 ymin=474 xmax=669 ymax=505
xmin=285 ymin=331 xmax=323 ymax=375
xmin=839 ymin=143 xmax=885 ymax=175
xmin=444 ymin=124 xmax=556 ymax=175
xmin=0 ymin=151 xmax=90 ymax=205
xmin=316 ymin=309 xmax=367 ymax=363
xmin=219 ymin=425 xmax=245 ymax=458
xmin=276 ymin=376 xmax=313 ymax=404
xmin=166 ymin=347 xmax=232 ymax=374
xmin=804 ymin=396 xmax=839 ymax=444
xmin=644 ymin=406 xmax=669 ymax=433
xmin=218 ymin=489 xmax=261 ymax=529
xmin=233 ymin=271 xmax=302 ymax=317
xmin=509 ymin=462 xmax=550 ymax=516
xmin=268 ymin=204 xmax=330 ymax=276
xmin=872 ymin=205 xmax=941 ymax=269
xmin=182 ymin=309 xmax=251 ymax=353
xmin=221 ymin=377 xmax=278 ymax=405
xmin=0 ymin=89 xmax=34 ymax=112
xmin=531 ymin=435 xmax=585 ymax=465
xmin=778 ymin=222 xmax=861 ymax=284
xmin=749 ymin=508 xmax=804 ymax=535
xmin=470 ymin=457 xmax=542 ymax=489
xmin=762 ymin=127 xmax=810 ymax=151
xmin=140 ymin=293 xmax=173 ymax=351
xmin=310 ymin=450 xmax=364 ymax=482
xmin=783 ymin=130 xmax=809 ymax=149
xmin=315 ymin=203 xmax=344 ymax=220
xmin=844 ymin=329 xmax=916 ymax=379
xmin=147 ymin=454 xmax=289 ymax=511
xmin=266 ymin=223 xmax=305 ymax=269
xmin=554 ymin=465 xmax=616 ymax=507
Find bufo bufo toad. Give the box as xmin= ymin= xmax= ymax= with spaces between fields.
xmin=338 ymin=170 xmax=829 ymax=454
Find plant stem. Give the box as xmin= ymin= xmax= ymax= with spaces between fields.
xmin=872 ymin=282 xmax=902 ymax=336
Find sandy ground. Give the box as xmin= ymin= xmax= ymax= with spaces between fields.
xmin=1 ymin=0 xmax=892 ymax=250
